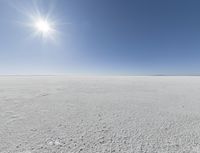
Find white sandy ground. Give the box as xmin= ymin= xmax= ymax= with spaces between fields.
xmin=1 ymin=76 xmax=200 ymax=153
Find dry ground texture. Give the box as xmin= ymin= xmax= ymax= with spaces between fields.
xmin=1 ymin=76 xmax=200 ymax=153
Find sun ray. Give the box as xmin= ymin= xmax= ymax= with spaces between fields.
xmin=10 ymin=0 xmax=60 ymax=43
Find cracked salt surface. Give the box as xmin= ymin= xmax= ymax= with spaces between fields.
xmin=1 ymin=76 xmax=200 ymax=152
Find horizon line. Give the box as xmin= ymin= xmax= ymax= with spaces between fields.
xmin=0 ymin=74 xmax=200 ymax=77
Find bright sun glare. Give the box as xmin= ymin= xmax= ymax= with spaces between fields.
xmin=35 ymin=19 xmax=51 ymax=34
xmin=33 ymin=17 xmax=55 ymax=39
xmin=18 ymin=1 xmax=60 ymax=42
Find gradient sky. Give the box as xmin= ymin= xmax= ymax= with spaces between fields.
xmin=0 ymin=0 xmax=200 ymax=75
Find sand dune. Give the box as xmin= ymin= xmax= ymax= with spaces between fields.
xmin=1 ymin=76 xmax=200 ymax=153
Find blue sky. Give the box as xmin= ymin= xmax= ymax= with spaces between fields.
xmin=0 ymin=0 xmax=200 ymax=75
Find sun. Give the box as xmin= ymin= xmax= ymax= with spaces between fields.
xmin=33 ymin=17 xmax=55 ymax=39
xmin=35 ymin=19 xmax=51 ymax=34
xmin=25 ymin=14 xmax=58 ymax=42
xmin=19 ymin=5 xmax=60 ymax=42
xmin=12 ymin=0 xmax=61 ymax=43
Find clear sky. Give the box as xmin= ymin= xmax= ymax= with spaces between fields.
xmin=0 ymin=0 xmax=200 ymax=75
